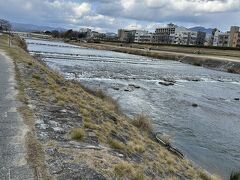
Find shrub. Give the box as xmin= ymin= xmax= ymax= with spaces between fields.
xmin=228 ymin=68 xmax=237 ymax=74
xmin=132 ymin=113 xmax=152 ymax=133
xmin=193 ymin=62 xmax=201 ymax=66
xmin=108 ymin=138 xmax=125 ymax=150
xmin=70 ymin=128 xmax=85 ymax=140
xmin=16 ymin=36 xmax=28 ymax=52
xmin=32 ymin=74 xmax=40 ymax=80
xmin=114 ymin=162 xmax=145 ymax=179
xmin=114 ymin=162 xmax=134 ymax=177
xmin=84 ymin=122 xmax=99 ymax=129
xmin=230 ymin=171 xmax=240 ymax=180
xmin=127 ymin=141 xmax=145 ymax=153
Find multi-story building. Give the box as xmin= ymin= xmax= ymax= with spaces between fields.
xmin=118 ymin=29 xmax=136 ymax=42
xmin=229 ymin=26 xmax=240 ymax=48
xmin=134 ymin=30 xmax=153 ymax=43
xmin=174 ymin=31 xmax=206 ymax=46
xmin=213 ymin=30 xmax=230 ymax=47
xmin=174 ymin=31 xmax=197 ymax=45
xmin=153 ymin=23 xmax=190 ymax=44
xmin=153 ymin=23 xmax=177 ymax=44
xmin=196 ymin=31 xmax=207 ymax=46
xmin=232 ymin=32 xmax=240 ymax=48
xmin=118 ymin=29 xmax=130 ymax=42
xmin=79 ymin=28 xmax=92 ymax=39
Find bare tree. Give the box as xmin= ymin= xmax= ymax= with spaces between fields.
xmin=0 ymin=19 xmax=11 ymax=32
xmin=0 ymin=19 xmax=12 ymax=46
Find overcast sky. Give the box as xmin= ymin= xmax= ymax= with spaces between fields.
xmin=0 ymin=0 xmax=240 ymax=32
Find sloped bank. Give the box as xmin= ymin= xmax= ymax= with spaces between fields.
xmin=71 ymin=42 xmax=240 ymax=74
xmin=0 ymin=34 xmax=218 ymax=179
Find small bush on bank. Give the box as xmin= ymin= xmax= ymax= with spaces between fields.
xmin=70 ymin=128 xmax=85 ymax=140
xmin=114 ymin=162 xmax=144 ymax=180
xmin=114 ymin=162 xmax=134 ymax=178
xmin=132 ymin=113 xmax=152 ymax=133
xmin=193 ymin=62 xmax=201 ymax=66
xmin=127 ymin=141 xmax=145 ymax=153
xmin=16 ymin=36 xmax=28 ymax=52
xmin=230 ymin=171 xmax=240 ymax=180
xmin=228 ymin=68 xmax=238 ymax=74
xmin=108 ymin=138 xmax=125 ymax=150
xmin=32 ymin=74 xmax=41 ymax=80
xmin=84 ymin=122 xmax=99 ymax=129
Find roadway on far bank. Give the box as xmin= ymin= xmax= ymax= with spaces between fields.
xmin=90 ymin=42 xmax=240 ymax=63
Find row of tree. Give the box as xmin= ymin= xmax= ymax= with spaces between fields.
xmin=49 ymin=29 xmax=89 ymax=39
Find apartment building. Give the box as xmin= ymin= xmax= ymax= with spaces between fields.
xmin=118 ymin=29 xmax=130 ymax=42
xmin=153 ymin=23 xmax=206 ymax=45
xmin=213 ymin=30 xmax=230 ymax=47
xmin=229 ymin=26 xmax=240 ymax=48
xmin=174 ymin=31 xmax=197 ymax=45
xmin=196 ymin=31 xmax=207 ymax=46
xmin=78 ymin=28 xmax=92 ymax=39
xmin=134 ymin=30 xmax=153 ymax=43
xmin=118 ymin=29 xmax=136 ymax=42
xmin=154 ymin=23 xmax=191 ymax=44
xmin=153 ymin=23 xmax=176 ymax=44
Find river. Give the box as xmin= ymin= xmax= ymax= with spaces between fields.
xmin=26 ymin=38 xmax=240 ymax=179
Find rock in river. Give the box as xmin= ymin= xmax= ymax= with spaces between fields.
xmin=158 ymin=81 xmax=174 ymax=86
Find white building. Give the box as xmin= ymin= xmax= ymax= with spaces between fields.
xmin=174 ymin=31 xmax=198 ymax=45
xmin=154 ymin=23 xmax=189 ymax=44
xmin=213 ymin=30 xmax=229 ymax=47
xmin=134 ymin=30 xmax=153 ymax=43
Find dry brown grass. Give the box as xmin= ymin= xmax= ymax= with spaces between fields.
xmin=84 ymin=121 xmax=100 ymax=130
xmin=70 ymin=128 xmax=85 ymax=140
xmin=127 ymin=141 xmax=145 ymax=153
xmin=132 ymin=113 xmax=153 ymax=133
xmin=108 ymin=138 xmax=125 ymax=150
xmin=114 ymin=162 xmax=145 ymax=180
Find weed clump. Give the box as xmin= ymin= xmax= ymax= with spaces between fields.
xmin=127 ymin=141 xmax=145 ymax=153
xmin=108 ymin=138 xmax=125 ymax=150
xmin=114 ymin=162 xmax=144 ymax=179
xmin=70 ymin=128 xmax=85 ymax=140
xmin=230 ymin=171 xmax=240 ymax=180
xmin=132 ymin=113 xmax=152 ymax=133
xmin=32 ymin=74 xmax=41 ymax=80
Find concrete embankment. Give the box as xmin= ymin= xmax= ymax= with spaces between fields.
xmin=72 ymin=42 xmax=240 ymax=74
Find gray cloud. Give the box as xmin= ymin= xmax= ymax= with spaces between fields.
xmin=0 ymin=0 xmax=239 ymax=32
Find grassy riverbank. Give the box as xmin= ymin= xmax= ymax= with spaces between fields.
xmin=71 ymin=41 xmax=240 ymax=74
xmin=0 ymin=34 xmax=218 ymax=179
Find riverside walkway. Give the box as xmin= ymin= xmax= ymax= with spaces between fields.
xmin=0 ymin=51 xmax=35 ymax=179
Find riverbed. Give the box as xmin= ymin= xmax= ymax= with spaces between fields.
xmin=26 ymin=38 xmax=240 ymax=179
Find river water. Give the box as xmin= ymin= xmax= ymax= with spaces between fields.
xmin=26 ymin=38 xmax=240 ymax=179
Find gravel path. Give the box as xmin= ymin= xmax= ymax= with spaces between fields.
xmin=0 ymin=51 xmax=35 ymax=180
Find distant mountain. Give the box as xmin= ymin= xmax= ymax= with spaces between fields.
xmin=189 ymin=26 xmax=213 ymax=35
xmin=11 ymin=22 xmax=66 ymax=32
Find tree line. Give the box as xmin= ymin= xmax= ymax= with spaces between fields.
xmin=49 ymin=29 xmax=89 ymax=39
